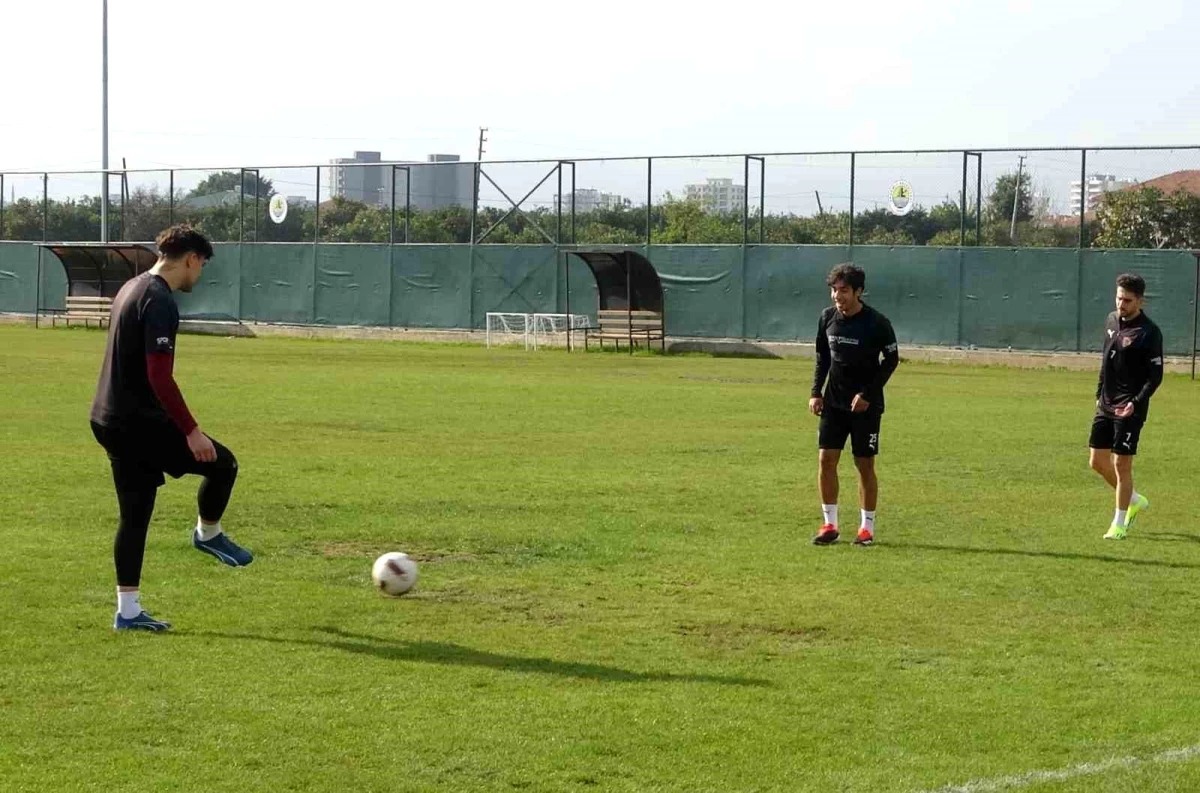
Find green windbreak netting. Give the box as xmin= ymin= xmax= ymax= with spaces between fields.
xmin=4 ymin=241 xmax=1196 ymax=355
xmin=390 ymin=246 xmax=472 ymax=329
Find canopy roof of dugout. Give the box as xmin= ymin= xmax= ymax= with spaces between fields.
xmin=39 ymin=243 xmax=158 ymax=298
xmin=566 ymin=249 xmax=664 ymax=313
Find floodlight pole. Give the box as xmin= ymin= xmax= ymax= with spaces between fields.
xmin=101 ymin=0 xmax=109 ymax=243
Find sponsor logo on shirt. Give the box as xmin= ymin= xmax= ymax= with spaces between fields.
xmin=828 ymin=335 xmax=861 ymax=346
xmin=1107 ymin=328 xmax=1115 ymax=338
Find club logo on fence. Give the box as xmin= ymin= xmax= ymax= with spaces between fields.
xmin=888 ymin=180 xmax=914 ymax=216
xmin=269 ymin=194 xmax=288 ymax=224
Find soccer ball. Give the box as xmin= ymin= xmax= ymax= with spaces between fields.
xmin=371 ymin=552 xmax=419 ymax=596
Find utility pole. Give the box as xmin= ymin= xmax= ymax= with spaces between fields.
xmin=473 ymin=127 xmax=488 ymax=216
xmin=1010 ymin=154 xmax=1026 ymax=243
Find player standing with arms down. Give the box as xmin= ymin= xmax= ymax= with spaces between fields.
xmin=90 ymin=225 xmax=253 ymax=632
xmin=1088 ymin=273 xmax=1163 ymax=540
xmin=809 ymin=263 xmax=900 ymax=547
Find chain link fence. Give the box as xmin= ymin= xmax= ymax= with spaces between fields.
xmin=5 ymin=147 xmax=1200 ymax=250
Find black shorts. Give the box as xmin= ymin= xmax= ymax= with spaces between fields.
xmin=91 ymin=420 xmax=236 ymax=490
xmin=818 ymin=408 xmax=882 ymax=457
xmin=1089 ymin=414 xmax=1144 ymax=456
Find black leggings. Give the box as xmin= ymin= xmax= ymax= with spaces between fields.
xmin=95 ymin=423 xmax=239 ymax=587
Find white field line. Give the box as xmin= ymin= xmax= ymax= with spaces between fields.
xmin=916 ymin=744 xmax=1200 ymax=793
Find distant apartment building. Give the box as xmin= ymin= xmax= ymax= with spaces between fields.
xmin=553 ymin=188 xmax=632 ymax=213
xmin=329 ymin=152 xmax=473 ymax=210
xmin=1068 ymin=174 xmax=1137 ymax=214
xmin=330 ymin=151 xmax=385 ymax=205
xmin=684 ymin=178 xmax=746 ymax=213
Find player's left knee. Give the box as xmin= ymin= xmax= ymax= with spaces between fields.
xmin=214 ymin=446 xmax=239 ymax=477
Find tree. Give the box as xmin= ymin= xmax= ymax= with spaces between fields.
xmin=317 ymin=197 xmax=389 ymax=243
xmin=117 ymin=186 xmax=172 ymax=241
xmin=188 ymin=170 xmax=276 ymax=200
xmin=1 ymin=198 xmax=48 ymax=241
xmin=45 ymin=196 xmax=102 ymax=241
xmin=985 ymin=172 xmax=1033 ymax=225
xmin=1093 ymin=187 xmax=1200 ymax=249
xmin=572 ymin=205 xmax=646 ymax=244
xmin=930 ymin=199 xmax=974 ymax=237
xmin=655 ymin=198 xmax=741 ymax=243
xmin=928 ymin=229 xmax=973 ymax=246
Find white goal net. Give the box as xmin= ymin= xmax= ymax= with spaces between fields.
xmin=532 ymin=313 xmax=592 ymax=349
xmin=486 ymin=312 xmax=592 ymax=350
xmin=485 ymin=312 xmax=534 ymax=349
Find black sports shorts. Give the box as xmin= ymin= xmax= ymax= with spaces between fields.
xmin=1088 ymin=413 xmax=1144 ymax=456
xmin=818 ymin=407 xmax=881 ymax=458
xmin=91 ymin=419 xmax=236 ymax=490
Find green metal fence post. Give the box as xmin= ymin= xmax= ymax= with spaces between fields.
xmin=849 ymin=153 xmax=856 ymax=251
xmin=960 ymin=152 xmax=968 ymax=246
xmin=1078 ymin=149 xmax=1087 ymax=249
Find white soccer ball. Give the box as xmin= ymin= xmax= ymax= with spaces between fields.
xmin=371 ymin=551 xmax=419 ymax=596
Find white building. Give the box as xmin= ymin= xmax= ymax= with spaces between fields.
xmin=684 ymin=178 xmax=746 ymax=213
xmin=553 ymin=188 xmax=632 ymax=213
xmin=1068 ymin=174 xmax=1137 ymax=214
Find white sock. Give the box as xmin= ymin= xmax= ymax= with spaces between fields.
xmin=117 ymin=589 xmax=142 ymax=619
xmin=821 ymin=504 xmax=838 ymax=527
xmin=195 ymin=518 xmax=223 ymax=542
xmin=1114 ymin=509 xmax=1128 ymax=527
xmin=862 ymin=510 xmax=876 ymax=533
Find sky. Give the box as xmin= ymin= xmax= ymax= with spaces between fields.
xmin=2 ymin=0 xmax=1199 ymax=213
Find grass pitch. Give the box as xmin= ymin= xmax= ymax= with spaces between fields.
xmin=2 ymin=325 xmax=1199 ymax=793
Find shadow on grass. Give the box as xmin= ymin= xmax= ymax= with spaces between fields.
xmin=190 ymin=627 xmax=772 ymax=688
xmin=890 ymin=540 xmax=1200 ymax=570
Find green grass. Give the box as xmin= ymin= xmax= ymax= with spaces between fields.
xmin=2 ymin=325 xmax=1199 ymax=793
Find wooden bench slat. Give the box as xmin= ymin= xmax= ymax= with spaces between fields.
xmin=585 ymin=309 xmax=665 ymax=351
xmin=56 ymin=296 xmax=114 ymax=328
xmin=598 ymin=329 xmax=662 ymax=334
xmin=599 ymin=320 xmax=663 ymax=328
xmin=590 ymin=333 xmax=663 ymax=339
xmin=591 ymin=328 xmax=664 ymax=335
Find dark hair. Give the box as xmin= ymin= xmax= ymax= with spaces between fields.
xmin=826 ymin=262 xmax=865 ymax=291
xmin=156 ymin=224 xmax=214 ymax=261
xmin=1116 ymin=272 xmax=1145 ymax=297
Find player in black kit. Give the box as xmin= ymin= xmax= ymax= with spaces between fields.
xmin=1089 ymin=273 xmax=1163 ymax=540
xmin=809 ymin=263 xmax=899 ymax=546
xmin=90 ymin=225 xmax=253 ymax=632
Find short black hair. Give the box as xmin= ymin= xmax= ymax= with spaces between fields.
xmin=1116 ymin=272 xmax=1145 ymax=297
xmin=156 ymin=224 xmax=214 ymax=261
xmin=826 ymin=262 xmax=865 ymax=292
